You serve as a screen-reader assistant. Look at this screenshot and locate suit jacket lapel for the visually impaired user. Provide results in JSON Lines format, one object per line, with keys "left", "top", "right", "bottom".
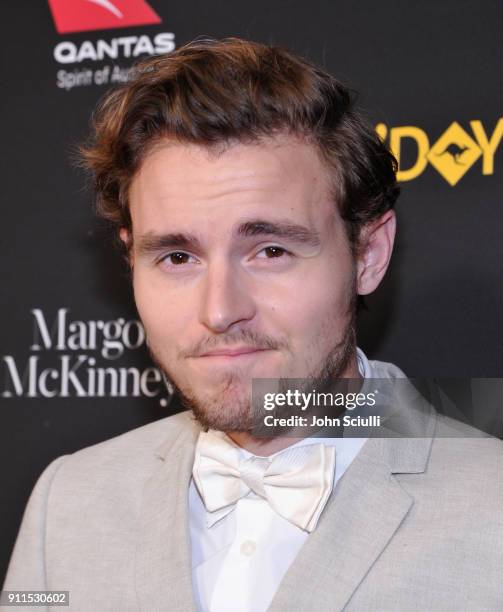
{"left": 269, "top": 396, "right": 436, "bottom": 612}
{"left": 135, "top": 414, "right": 201, "bottom": 612}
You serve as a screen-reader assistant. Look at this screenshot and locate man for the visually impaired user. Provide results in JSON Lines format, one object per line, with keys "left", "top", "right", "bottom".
{"left": 3, "top": 38, "right": 503, "bottom": 611}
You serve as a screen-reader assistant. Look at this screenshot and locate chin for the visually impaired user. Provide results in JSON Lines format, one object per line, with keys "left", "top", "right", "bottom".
{"left": 180, "top": 379, "right": 254, "bottom": 431}
{"left": 188, "top": 397, "right": 253, "bottom": 432}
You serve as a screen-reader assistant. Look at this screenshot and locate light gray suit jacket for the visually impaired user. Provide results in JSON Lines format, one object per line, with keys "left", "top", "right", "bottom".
{"left": 3, "top": 381, "right": 503, "bottom": 611}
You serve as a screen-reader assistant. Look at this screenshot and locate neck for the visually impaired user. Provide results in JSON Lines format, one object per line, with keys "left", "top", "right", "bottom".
{"left": 227, "top": 353, "right": 362, "bottom": 456}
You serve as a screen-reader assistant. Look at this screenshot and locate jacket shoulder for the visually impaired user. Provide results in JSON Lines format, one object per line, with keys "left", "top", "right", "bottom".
{"left": 430, "top": 413, "right": 503, "bottom": 474}
{"left": 70, "top": 409, "right": 196, "bottom": 458}
{"left": 49, "top": 410, "right": 198, "bottom": 490}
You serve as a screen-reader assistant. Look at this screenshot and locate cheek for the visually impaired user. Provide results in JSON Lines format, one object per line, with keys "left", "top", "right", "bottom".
{"left": 263, "top": 268, "right": 350, "bottom": 345}
{"left": 270, "top": 252, "right": 354, "bottom": 314}
{"left": 132, "top": 272, "right": 189, "bottom": 352}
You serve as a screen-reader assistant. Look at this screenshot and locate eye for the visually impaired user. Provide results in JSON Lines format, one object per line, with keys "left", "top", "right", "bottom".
{"left": 159, "top": 251, "right": 198, "bottom": 266}
{"left": 256, "top": 246, "right": 290, "bottom": 259}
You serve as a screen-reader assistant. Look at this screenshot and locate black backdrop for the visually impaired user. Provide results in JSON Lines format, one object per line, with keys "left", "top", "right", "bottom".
{"left": 2, "top": 0, "right": 502, "bottom": 584}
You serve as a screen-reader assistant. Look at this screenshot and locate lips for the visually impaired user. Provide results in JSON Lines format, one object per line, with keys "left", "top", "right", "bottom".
{"left": 198, "top": 346, "right": 269, "bottom": 358}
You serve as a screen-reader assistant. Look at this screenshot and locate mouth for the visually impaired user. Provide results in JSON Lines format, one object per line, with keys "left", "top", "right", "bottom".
{"left": 194, "top": 346, "right": 273, "bottom": 361}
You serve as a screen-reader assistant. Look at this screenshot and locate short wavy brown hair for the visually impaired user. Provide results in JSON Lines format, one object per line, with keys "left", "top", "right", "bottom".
{"left": 80, "top": 37, "right": 399, "bottom": 252}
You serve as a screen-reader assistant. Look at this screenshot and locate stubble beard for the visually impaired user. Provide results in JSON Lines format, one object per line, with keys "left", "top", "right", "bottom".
{"left": 147, "top": 306, "right": 357, "bottom": 434}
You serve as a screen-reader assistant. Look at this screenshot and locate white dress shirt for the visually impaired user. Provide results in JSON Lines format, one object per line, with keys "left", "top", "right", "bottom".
{"left": 188, "top": 348, "right": 374, "bottom": 612}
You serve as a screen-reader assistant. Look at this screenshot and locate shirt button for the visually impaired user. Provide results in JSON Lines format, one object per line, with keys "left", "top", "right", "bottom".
{"left": 240, "top": 540, "right": 256, "bottom": 556}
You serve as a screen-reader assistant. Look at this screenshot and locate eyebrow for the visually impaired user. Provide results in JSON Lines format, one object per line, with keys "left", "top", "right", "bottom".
{"left": 136, "top": 219, "right": 321, "bottom": 256}
{"left": 237, "top": 220, "right": 321, "bottom": 246}
{"left": 136, "top": 232, "right": 202, "bottom": 257}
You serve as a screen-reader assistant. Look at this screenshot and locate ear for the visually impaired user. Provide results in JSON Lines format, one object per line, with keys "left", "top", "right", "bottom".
{"left": 356, "top": 210, "right": 396, "bottom": 295}
{"left": 119, "top": 228, "right": 134, "bottom": 267}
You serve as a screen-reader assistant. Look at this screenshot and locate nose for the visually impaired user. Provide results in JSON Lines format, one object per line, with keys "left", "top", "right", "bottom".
{"left": 199, "top": 258, "right": 256, "bottom": 334}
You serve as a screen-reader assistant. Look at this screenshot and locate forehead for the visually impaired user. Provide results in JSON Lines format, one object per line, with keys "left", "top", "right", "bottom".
{"left": 128, "top": 134, "right": 337, "bottom": 234}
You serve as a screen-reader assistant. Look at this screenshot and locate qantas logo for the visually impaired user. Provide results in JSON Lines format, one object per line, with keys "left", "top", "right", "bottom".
{"left": 47, "top": 0, "right": 162, "bottom": 34}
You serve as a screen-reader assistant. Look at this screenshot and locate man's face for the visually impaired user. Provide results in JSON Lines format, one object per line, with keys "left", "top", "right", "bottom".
{"left": 127, "top": 135, "right": 358, "bottom": 431}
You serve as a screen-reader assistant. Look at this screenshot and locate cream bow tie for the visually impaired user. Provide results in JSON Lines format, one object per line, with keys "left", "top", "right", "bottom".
{"left": 192, "top": 430, "right": 336, "bottom": 533}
